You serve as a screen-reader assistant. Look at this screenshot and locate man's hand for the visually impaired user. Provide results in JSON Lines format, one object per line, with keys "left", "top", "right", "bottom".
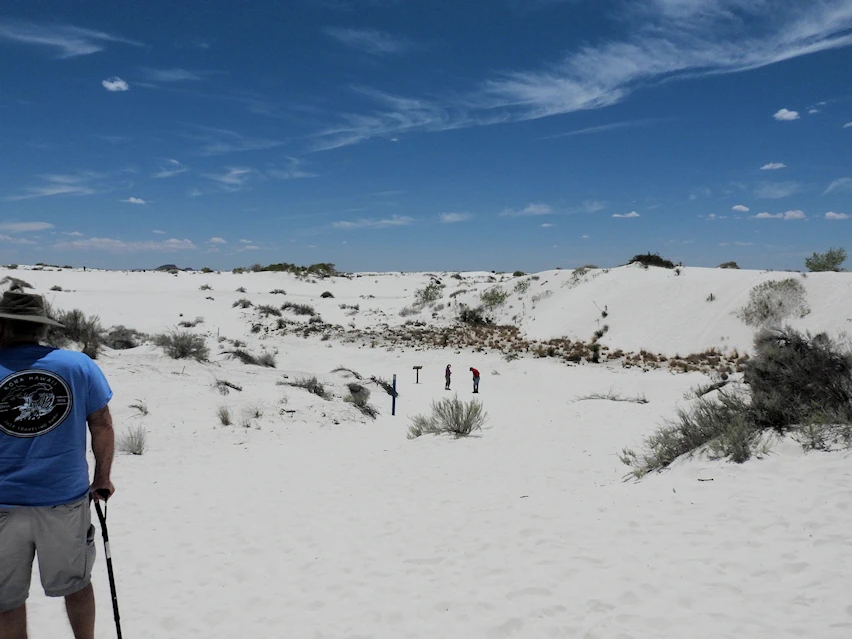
{"left": 90, "top": 479, "right": 115, "bottom": 501}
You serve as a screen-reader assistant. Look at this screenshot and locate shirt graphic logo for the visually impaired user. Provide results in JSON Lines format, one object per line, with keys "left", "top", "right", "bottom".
{"left": 0, "top": 370, "right": 73, "bottom": 438}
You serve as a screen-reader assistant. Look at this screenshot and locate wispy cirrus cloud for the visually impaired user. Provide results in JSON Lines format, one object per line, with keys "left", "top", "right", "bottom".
{"left": 0, "top": 234, "right": 37, "bottom": 245}
{"left": 439, "top": 212, "right": 472, "bottom": 224}
{"left": 755, "top": 181, "right": 801, "bottom": 199}
{"left": 189, "top": 127, "right": 284, "bottom": 156}
{"left": 102, "top": 77, "right": 129, "bottom": 92}
{"left": 825, "top": 211, "right": 850, "bottom": 219}
{"left": 141, "top": 67, "right": 206, "bottom": 83}
{"left": 761, "top": 162, "right": 786, "bottom": 170}
{"left": 267, "top": 158, "right": 318, "bottom": 180}
{"left": 153, "top": 159, "right": 187, "bottom": 179}
{"left": 825, "top": 177, "right": 852, "bottom": 193}
{"left": 0, "top": 222, "right": 54, "bottom": 233}
{"left": 613, "top": 211, "right": 640, "bottom": 218}
{"left": 332, "top": 215, "right": 415, "bottom": 230}
{"left": 152, "top": 230, "right": 166, "bottom": 234}
{"left": 323, "top": 27, "right": 414, "bottom": 55}
{"left": 541, "top": 118, "right": 664, "bottom": 139}
{"left": 0, "top": 19, "right": 142, "bottom": 58}
{"left": 500, "top": 203, "right": 553, "bottom": 217}
{"left": 310, "top": 1, "right": 852, "bottom": 151}
{"left": 202, "top": 167, "right": 257, "bottom": 190}
{"left": 54, "top": 237, "right": 196, "bottom": 252}
{"left": 6, "top": 173, "right": 101, "bottom": 201}
{"left": 754, "top": 210, "right": 806, "bottom": 220}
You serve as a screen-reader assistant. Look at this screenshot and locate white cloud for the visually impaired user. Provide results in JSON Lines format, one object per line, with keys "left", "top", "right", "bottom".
{"left": 267, "top": 158, "right": 318, "bottom": 180}
{"left": 809, "top": 108, "right": 821, "bottom": 114}
{"left": 733, "top": 241, "right": 754, "bottom": 246}
{"left": 332, "top": 215, "right": 416, "bottom": 230}
{"left": 323, "top": 27, "right": 413, "bottom": 55}
{"left": 202, "top": 167, "right": 256, "bottom": 190}
{"left": 0, "top": 222, "right": 54, "bottom": 233}
{"left": 583, "top": 200, "right": 605, "bottom": 213}
{"left": 54, "top": 237, "right": 196, "bottom": 252}
{"left": 613, "top": 211, "right": 640, "bottom": 218}
{"left": 0, "top": 19, "right": 142, "bottom": 58}
{"left": 732, "top": 204, "right": 750, "bottom": 212}
{"left": 102, "top": 77, "right": 129, "bottom": 92}
{"left": 63, "top": 231, "right": 84, "bottom": 237}
{"left": 499, "top": 203, "right": 553, "bottom": 217}
{"left": 209, "top": 237, "right": 227, "bottom": 244}
{"left": 188, "top": 188, "right": 202, "bottom": 197}
{"left": 541, "top": 223, "right": 555, "bottom": 228}
{"left": 239, "top": 239, "right": 252, "bottom": 244}
{"left": 121, "top": 197, "right": 146, "bottom": 204}
{"left": 825, "top": 211, "right": 850, "bottom": 220}
{"left": 582, "top": 234, "right": 589, "bottom": 239}
{"left": 190, "top": 127, "right": 283, "bottom": 156}
{"left": 754, "top": 210, "right": 806, "bottom": 220}
{"left": 6, "top": 173, "right": 99, "bottom": 200}
{"left": 141, "top": 68, "right": 205, "bottom": 83}
{"left": 153, "top": 159, "right": 187, "bottom": 179}
{"left": 0, "top": 234, "right": 37, "bottom": 245}
{"left": 773, "top": 108, "right": 799, "bottom": 121}
{"left": 844, "top": 122, "right": 852, "bottom": 128}
{"left": 825, "top": 177, "right": 852, "bottom": 194}
{"left": 152, "top": 230, "right": 166, "bottom": 234}
{"left": 755, "top": 181, "right": 800, "bottom": 199}
{"left": 242, "top": 245, "right": 260, "bottom": 251}
{"left": 761, "top": 162, "right": 786, "bottom": 170}
{"left": 542, "top": 118, "right": 663, "bottom": 139}
{"left": 439, "top": 212, "right": 472, "bottom": 224}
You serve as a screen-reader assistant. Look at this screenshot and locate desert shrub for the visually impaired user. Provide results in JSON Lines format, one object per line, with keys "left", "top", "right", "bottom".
{"left": 257, "top": 351, "right": 276, "bottom": 368}
{"left": 339, "top": 303, "right": 360, "bottom": 311}
{"left": 308, "top": 316, "right": 323, "bottom": 325}
{"left": 217, "top": 406, "right": 233, "bottom": 426}
{"left": 104, "top": 326, "right": 147, "bottom": 350}
{"left": 50, "top": 285, "right": 63, "bottom": 292}
{"left": 117, "top": 426, "right": 147, "bottom": 455}
{"left": 458, "top": 305, "right": 489, "bottom": 325}
{"left": 332, "top": 367, "right": 363, "bottom": 379}
{"left": 805, "top": 247, "right": 847, "bottom": 272}
{"left": 1, "top": 276, "right": 34, "bottom": 289}
{"left": 321, "top": 291, "right": 334, "bottom": 298}
{"left": 177, "top": 316, "right": 204, "bottom": 328}
{"left": 281, "top": 376, "right": 331, "bottom": 400}
{"left": 531, "top": 290, "right": 553, "bottom": 304}
{"left": 199, "top": 284, "right": 212, "bottom": 291}
{"left": 236, "top": 286, "right": 247, "bottom": 293}
{"left": 706, "top": 293, "right": 716, "bottom": 302}
{"left": 629, "top": 253, "right": 675, "bottom": 269}
{"left": 270, "top": 289, "right": 286, "bottom": 295}
{"left": 228, "top": 348, "right": 275, "bottom": 368}
{"left": 129, "top": 400, "right": 148, "bottom": 415}
{"left": 154, "top": 330, "right": 209, "bottom": 361}
{"left": 480, "top": 287, "right": 509, "bottom": 309}
{"left": 407, "top": 396, "right": 487, "bottom": 439}
{"left": 6, "top": 264, "right": 18, "bottom": 270}
{"left": 449, "top": 288, "right": 469, "bottom": 298}
{"left": 345, "top": 383, "right": 379, "bottom": 419}
{"left": 414, "top": 282, "right": 444, "bottom": 305}
{"left": 57, "top": 309, "right": 104, "bottom": 359}
{"left": 370, "top": 375, "right": 398, "bottom": 397}
{"left": 233, "top": 298, "right": 253, "bottom": 308}
{"left": 622, "top": 327, "right": 852, "bottom": 477}
{"left": 718, "top": 261, "right": 740, "bottom": 269}
{"left": 577, "top": 390, "right": 648, "bottom": 404}
{"left": 399, "top": 305, "right": 419, "bottom": 317}
{"left": 512, "top": 271, "right": 525, "bottom": 277}
{"left": 233, "top": 267, "right": 246, "bottom": 274}
{"left": 281, "top": 302, "right": 316, "bottom": 316}
{"left": 256, "top": 304, "right": 282, "bottom": 317}
{"left": 201, "top": 267, "right": 213, "bottom": 273}
{"left": 514, "top": 279, "right": 531, "bottom": 295}
{"left": 738, "top": 278, "right": 810, "bottom": 327}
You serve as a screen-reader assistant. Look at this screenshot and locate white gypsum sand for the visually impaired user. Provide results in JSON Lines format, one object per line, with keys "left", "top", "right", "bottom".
{"left": 7, "top": 264, "right": 852, "bottom": 639}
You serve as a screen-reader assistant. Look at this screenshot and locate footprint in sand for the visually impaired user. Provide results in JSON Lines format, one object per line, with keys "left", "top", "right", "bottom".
{"left": 505, "top": 586, "right": 552, "bottom": 601}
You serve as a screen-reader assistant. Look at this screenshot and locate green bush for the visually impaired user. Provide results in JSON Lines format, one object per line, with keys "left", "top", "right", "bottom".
{"left": 321, "top": 291, "right": 334, "bottom": 299}
{"left": 512, "top": 271, "right": 526, "bottom": 277}
{"left": 281, "top": 302, "right": 316, "bottom": 316}
{"left": 55, "top": 309, "right": 104, "bottom": 359}
{"left": 414, "top": 282, "right": 444, "bottom": 305}
{"left": 805, "top": 247, "right": 847, "bottom": 272}
{"left": 407, "top": 396, "right": 487, "bottom": 439}
{"left": 233, "top": 298, "right": 253, "bottom": 309}
{"left": 480, "top": 287, "right": 509, "bottom": 309}
{"left": 738, "top": 278, "right": 809, "bottom": 327}
{"left": 103, "top": 325, "right": 147, "bottom": 350}
{"left": 256, "top": 304, "right": 282, "bottom": 317}
{"left": 629, "top": 253, "right": 675, "bottom": 269}
{"left": 201, "top": 267, "right": 213, "bottom": 273}
{"left": 718, "top": 261, "right": 740, "bottom": 269}
{"left": 458, "top": 305, "right": 489, "bottom": 325}
{"left": 154, "top": 330, "right": 209, "bottom": 361}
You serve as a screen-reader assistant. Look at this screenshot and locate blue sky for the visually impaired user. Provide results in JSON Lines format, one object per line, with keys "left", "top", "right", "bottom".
{"left": 1, "top": 0, "right": 851, "bottom": 272}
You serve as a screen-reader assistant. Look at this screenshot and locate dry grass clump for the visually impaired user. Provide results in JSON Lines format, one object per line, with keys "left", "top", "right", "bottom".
{"left": 117, "top": 426, "right": 147, "bottom": 455}
{"left": 576, "top": 389, "right": 648, "bottom": 404}
{"left": 280, "top": 376, "right": 331, "bottom": 400}
{"left": 217, "top": 405, "right": 233, "bottom": 426}
{"left": 199, "top": 284, "right": 213, "bottom": 291}
{"left": 213, "top": 379, "right": 243, "bottom": 395}
{"left": 178, "top": 316, "right": 204, "bottom": 328}
{"left": 737, "top": 278, "right": 810, "bottom": 327}
{"left": 48, "top": 308, "right": 105, "bottom": 359}
{"left": 332, "top": 366, "right": 363, "bottom": 379}
{"left": 281, "top": 302, "right": 317, "bottom": 316}
{"left": 256, "top": 304, "right": 282, "bottom": 317}
{"left": 233, "top": 298, "right": 253, "bottom": 308}
{"left": 104, "top": 325, "right": 147, "bottom": 350}
{"left": 229, "top": 348, "right": 276, "bottom": 368}
{"left": 154, "top": 330, "right": 209, "bottom": 361}
{"left": 407, "top": 396, "right": 487, "bottom": 439}
{"left": 345, "top": 383, "right": 380, "bottom": 419}
{"left": 270, "top": 289, "right": 287, "bottom": 295}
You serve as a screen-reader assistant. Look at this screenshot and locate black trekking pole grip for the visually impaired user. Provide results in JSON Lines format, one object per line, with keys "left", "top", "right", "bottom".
{"left": 94, "top": 498, "right": 123, "bottom": 639}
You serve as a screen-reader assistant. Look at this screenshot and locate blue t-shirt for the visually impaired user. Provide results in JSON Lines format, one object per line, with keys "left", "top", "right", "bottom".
{"left": 0, "top": 345, "right": 113, "bottom": 507}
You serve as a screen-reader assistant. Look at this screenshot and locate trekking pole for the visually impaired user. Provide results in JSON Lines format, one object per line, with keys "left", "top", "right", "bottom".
{"left": 94, "top": 491, "right": 123, "bottom": 639}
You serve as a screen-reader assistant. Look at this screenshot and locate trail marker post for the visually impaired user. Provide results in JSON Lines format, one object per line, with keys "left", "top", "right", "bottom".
{"left": 413, "top": 366, "right": 422, "bottom": 384}
{"left": 392, "top": 374, "right": 397, "bottom": 416}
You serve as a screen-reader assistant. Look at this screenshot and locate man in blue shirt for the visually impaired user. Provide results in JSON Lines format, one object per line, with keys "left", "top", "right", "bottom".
{"left": 0, "top": 289, "right": 115, "bottom": 639}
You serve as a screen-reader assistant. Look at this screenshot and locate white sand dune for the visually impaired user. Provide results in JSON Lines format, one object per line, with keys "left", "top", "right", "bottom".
{"left": 5, "top": 264, "right": 852, "bottom": 638}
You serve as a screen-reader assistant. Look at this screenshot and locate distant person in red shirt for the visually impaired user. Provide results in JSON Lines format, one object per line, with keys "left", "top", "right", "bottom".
{"left": 445, "top": 364, "right": 452, "bottom": 390}
{"left": 470, "top": 367, "right": 480, "bottom": 393}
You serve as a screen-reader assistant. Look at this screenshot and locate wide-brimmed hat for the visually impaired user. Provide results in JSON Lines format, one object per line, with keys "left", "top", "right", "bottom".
{"left": 0, "top": 290, "right": 64, "bottom": 327}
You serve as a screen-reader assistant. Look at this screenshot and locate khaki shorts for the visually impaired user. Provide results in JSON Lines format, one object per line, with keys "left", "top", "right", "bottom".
{"left": 0, "top": 498, "right": 96, "bottom": 612}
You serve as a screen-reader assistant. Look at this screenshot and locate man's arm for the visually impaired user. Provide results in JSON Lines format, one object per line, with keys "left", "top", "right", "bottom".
{"left": 88, "top": 405, "right": 115, "bottom": 500}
